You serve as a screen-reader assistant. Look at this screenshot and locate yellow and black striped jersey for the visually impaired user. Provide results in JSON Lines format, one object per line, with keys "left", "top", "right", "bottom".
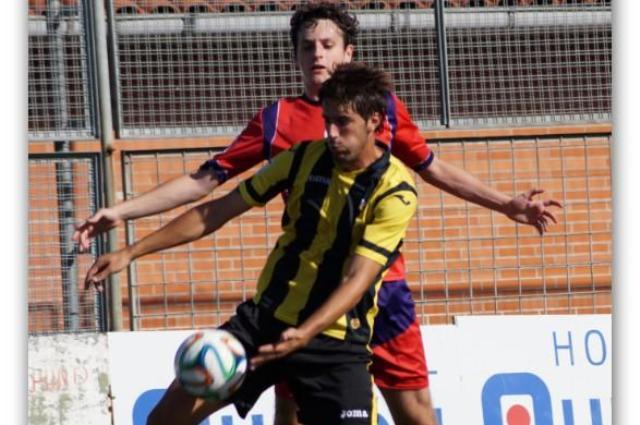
{"left": 238, "top": 140, "right": 417, "bottom": 345}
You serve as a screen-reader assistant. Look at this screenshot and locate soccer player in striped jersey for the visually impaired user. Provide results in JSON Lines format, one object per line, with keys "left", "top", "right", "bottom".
{"left": 86, "top": 63, "right": 421, "bottom": 425}
{"left": 75, "top": 4, "right": 561, "bottom": 425}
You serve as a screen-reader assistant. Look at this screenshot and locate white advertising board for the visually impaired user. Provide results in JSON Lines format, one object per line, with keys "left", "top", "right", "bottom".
{"left": 449, "top": 315, "right": 611, "bottom": 425}
{"left": 108, "top": 315, "right": 611, "bottom": 425}
{"left": 108, "top": 330, "right": 396, "bottom": 425}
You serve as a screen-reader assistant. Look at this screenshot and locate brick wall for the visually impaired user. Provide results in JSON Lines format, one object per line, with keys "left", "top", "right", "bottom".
{"left": 27, "top": 127, "right": 613, "bottom": 332}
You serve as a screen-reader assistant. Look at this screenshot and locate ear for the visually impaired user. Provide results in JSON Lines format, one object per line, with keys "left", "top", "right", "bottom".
{"left": 368, "top": 112, "right": 382, "bottom": 133}
{"left": 343, "top": 44, "right": 354, "bottom": 63}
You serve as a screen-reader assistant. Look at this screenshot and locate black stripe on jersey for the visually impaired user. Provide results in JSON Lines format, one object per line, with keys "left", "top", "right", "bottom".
{"left": 297, "top": 151, "right": 391, "bottom": 326}
{"left": 370, "top": 181, "right": 418, "bottom": 211}
{"left": 244, "top": 177, "right": 287, "bottom": 205}
{"left": 287, "top": 142, "right": 311, "bottom": 188}
{"left": 359, "top": 239, "right": 392, "bottom": 258}
{"left": 259, "top": 146, "right": 334, "bottom": 313}
{"left": 346, "top": 239, "right": 402, "bottom": 345}
{"left": 346, "top": 280, "right": 378, "bottom": 345}
{"left": 281, "top": 142, "right": 310, "bottom": 228}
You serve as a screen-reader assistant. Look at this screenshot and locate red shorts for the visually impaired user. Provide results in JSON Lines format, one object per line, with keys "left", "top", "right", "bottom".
{"left": 275, "top": 279, "right": 428, "bottom": 397}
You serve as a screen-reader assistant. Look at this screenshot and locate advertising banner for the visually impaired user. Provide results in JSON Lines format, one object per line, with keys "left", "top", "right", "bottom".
{"left": 108, "top": 315, "right": 611, "bottom": 425}
{"left": 449, "top": 315, "right": 611, "bottom": 425}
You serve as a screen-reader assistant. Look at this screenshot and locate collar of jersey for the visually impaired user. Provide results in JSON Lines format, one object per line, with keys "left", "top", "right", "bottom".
{"left": 299, "top": 93, "right": 322, "bottom": 106}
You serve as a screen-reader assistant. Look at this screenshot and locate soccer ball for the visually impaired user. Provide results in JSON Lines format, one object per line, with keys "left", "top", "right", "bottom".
{"left": 174, "top": 330, "right": 248, "bottom": 400}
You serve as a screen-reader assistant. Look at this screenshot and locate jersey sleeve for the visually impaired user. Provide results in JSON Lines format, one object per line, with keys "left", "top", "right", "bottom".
{"left": 355, "top": 185, "right": 418, "bottom": 266}
{"left": 197, "top": 108, "right": 268, "bottom": 183}
{"left": 237, "top": 147, "right": 296, "bottom": 207}
{"left": 389, "top": 94, "right": 435, "bottom": 172}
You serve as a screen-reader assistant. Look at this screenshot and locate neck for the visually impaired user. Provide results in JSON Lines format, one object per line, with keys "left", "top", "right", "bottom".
{"left": 304, "top": 84, "right": 320, "bottom": 101}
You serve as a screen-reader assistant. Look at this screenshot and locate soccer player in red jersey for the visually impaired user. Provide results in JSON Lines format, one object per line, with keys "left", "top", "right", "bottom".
{"left": 74, "top": 4, "right": 561, "bottom": 425}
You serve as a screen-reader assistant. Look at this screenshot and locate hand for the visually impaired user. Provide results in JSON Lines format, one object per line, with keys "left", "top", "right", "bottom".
{"left": 250, "top": 328, "right": 311, "bottom": 370}
{"left": 84, "top": 249, "right": 132, "bottom": 291}
{"left": 73, "top": 208, "right": 123, "bottom": 253}
{"left": 505, "top": 189, "right": 563, "bottom": 235}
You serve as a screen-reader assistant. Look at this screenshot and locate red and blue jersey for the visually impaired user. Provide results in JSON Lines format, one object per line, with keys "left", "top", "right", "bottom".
{"left": 200, "top": 93, "right": 434, "bottom": 281}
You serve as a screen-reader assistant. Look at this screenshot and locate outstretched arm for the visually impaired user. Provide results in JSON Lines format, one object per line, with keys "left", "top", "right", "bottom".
{"left": 250, "top": 254, "right": 382, "bottom": 368}
{"left": 84, "top": 189, "right": 251, "bottom": 291}
{"left": 73, "top": 168, "right": 221, "bottom": 252}
{"left": 419, "top": 156, "right": 562, "bottom": 235}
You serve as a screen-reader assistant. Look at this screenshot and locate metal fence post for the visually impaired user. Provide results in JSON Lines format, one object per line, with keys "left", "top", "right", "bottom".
{"left": 434, "top": 0, "right": 451, "bottom": 127}
{"left": 54, "top": 142, "right": 80, "bottom": 331}
{"left": 88, "top": 0, "right": 123, "bottom": 330}
{"left": 121, "top": 152, "right": 140, "bottom": 330}
{"left": 47, "top": 0, "right": 81, "bottom": 331}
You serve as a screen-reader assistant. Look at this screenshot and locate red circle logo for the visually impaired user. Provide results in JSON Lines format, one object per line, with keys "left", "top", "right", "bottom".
{"left": 506, "top": 404, "right": 531, "bottom": 425}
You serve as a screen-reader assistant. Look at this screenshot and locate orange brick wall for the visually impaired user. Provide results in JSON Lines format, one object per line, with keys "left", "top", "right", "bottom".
{"left": 27, "top": 126, "right": 613, "bottom": 332}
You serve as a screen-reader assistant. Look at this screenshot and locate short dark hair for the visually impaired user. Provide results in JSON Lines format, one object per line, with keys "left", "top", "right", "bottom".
{"left": 319, "top": 62, "right": 393, "bottom": 122}
{"left": 289, "top": 3, "right": 359, "bottom": 58}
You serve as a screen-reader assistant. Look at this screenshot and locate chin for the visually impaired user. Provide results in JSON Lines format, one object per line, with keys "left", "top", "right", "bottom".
{"left": 312, "top": 72, "right": 330, "bottom": 84}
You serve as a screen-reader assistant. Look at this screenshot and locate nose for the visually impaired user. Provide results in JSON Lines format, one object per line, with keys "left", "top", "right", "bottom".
{"left": 313, "top": 42, "right": 324, "bottom": 59}
{"left": 326, "top": 123, "right": 339, "bottom": 139}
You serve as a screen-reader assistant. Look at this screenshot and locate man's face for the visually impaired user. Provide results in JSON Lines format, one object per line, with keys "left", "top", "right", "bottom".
{"left": 322, "top": 99, "right": 380, "bottom": 169}
{"left": 295, "top": 19, "right": 354, "bottom": 95}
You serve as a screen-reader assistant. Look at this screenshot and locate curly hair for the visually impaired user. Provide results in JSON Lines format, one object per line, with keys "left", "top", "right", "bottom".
{"left": 319, "top": 62, "right": 393, "bottom": 123}
{"left": 289, "top": 3, "right": 359, "bottom": 58}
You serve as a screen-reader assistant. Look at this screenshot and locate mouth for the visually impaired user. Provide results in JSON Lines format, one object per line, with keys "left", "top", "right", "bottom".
{"left": 327, "top": 143, "right": 347, "bottom": 156}
{"left": 311, "top": 64, "right": 326, "bottom": 73}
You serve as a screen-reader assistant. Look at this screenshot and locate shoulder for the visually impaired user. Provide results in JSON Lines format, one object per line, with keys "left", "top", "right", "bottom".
{"left": 385, "top": 156, "right": 417, "bottom": 188}
{"left": 262, "top": 96, "right": 301, "bottom": 113}
{"left": 368, "top": 156, "right": 417, "bottom": 209}
{"left": 274, "top": 96, "right": 317, "bottom": 109}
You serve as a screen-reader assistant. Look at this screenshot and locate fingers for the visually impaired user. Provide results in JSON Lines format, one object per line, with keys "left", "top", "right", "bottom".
{"left": 84, "top": 258, "right": 106, "bottom": 290}
{"left": 524, "top": 188, "right": 544, "bottom": 199}
{"left": 544, "top": 199, "right": 563, "bottom": 209}
{"left": 73, "top": 210, "right": 116, "bottom": 253}
{"left": 280, "top": 328, "right": 298, "bottom": 341}
{"left": 78, "top": 227, "right": 93, "bottom": 252}
{"left": 73, "top": 221, "right": 96, "bottom": 253}
{"left": 523, "top": 190, "right": 562, "bottom": 211}
{"left": 534, "top": 223, "right": 543, "bottom": 236}
{"left": 250, "top": 331, "right": 304, "bottom": 370}
{"left": 73, "top": 224, "right": 89, "bottom": 251}
{"left": 84, "top": 255, "right": 119, "bottom": 291}
{"left": 250, "top": 343, "right": 284, "bottom": 370}
{"left": 542, "top": 210, "right": 558, "bottom": 224}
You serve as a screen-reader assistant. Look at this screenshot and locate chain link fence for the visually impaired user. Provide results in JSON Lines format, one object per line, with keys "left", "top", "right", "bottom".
{"left": 27, "top": 1, "right": 611, "bottom": 140}
{"left": 444, "top": 4, "right": 611, "bottom": 126}
{"left": 28, "top": 0, "right": 98, "bottom": 141}
{"left": 108, "top": 0, "right": 610, "bottom": 138}
{"left": 409, "top": 134, "right": 612, "bottom": 323}
{"left": 120, "top": 134, "right": 611, "bottom": 330}
{"left": 28, "top": 151, "right": 107, "bottom": 334}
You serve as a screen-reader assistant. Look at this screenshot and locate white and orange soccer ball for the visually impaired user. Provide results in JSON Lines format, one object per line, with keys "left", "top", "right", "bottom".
{"left": 174, "top": 330, "right": 247, "bottom": 400}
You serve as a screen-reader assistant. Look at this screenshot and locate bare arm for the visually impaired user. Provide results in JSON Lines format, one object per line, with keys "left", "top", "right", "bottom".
{"left": 250, "top": 254, "right": 382, "bottom": 368}
{"left": 84, "top": 189, "right": 250, "bottom": 290}
{"left": 73, "top": 168, "right": 220, "bottom": 251}
{"left": 419, "top": 156, "right": 562, "bottom": 234}
{"left": 419, "top": 156, "right": 511, "bottom": 212}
